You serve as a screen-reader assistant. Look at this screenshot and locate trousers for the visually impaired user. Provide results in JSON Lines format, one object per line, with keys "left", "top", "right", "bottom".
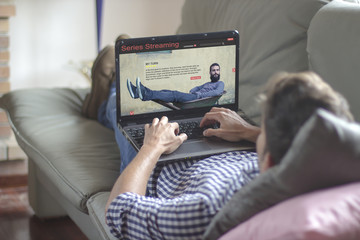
{"left": 98, "top": 83, "right": 137, "bottom": 173}
{"left": 143, "top": 88, "right": 197, "bottom": 102}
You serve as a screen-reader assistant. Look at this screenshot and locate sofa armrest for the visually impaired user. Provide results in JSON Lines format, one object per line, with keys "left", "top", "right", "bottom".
{"left": 0, "top": 88, "right": 120, "bottom": 213}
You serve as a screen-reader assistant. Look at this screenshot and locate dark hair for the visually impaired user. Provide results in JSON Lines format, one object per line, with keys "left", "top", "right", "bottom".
{"left": 209, "top": 63, "right": 220, "bottom": 72}
{"left": 261, "top": 71, "right": 353, "bottom": 165}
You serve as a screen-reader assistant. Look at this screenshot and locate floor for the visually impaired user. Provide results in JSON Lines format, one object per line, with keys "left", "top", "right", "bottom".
{"left": 0, "top": 159, "right": 88, "bottom": 240}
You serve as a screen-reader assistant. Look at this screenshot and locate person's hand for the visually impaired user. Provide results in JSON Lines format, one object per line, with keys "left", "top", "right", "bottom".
{"left": 143, "top": 116, "right": 188, "bottom": 154}
{"left": 200, "top": 107, "right": 260, "bottom": 143}
{"left": 106, "top": 117, "right": 187, "bottom": 204}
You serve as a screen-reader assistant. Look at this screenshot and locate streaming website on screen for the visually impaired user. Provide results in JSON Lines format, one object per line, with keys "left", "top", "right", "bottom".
{"left": 119, "top": 38, "right": 237, "bottom": 117}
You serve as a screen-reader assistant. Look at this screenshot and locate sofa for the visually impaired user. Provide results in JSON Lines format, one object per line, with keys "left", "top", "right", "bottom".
{"left": 1, "top": 0, "right": 360, "bottom": 239}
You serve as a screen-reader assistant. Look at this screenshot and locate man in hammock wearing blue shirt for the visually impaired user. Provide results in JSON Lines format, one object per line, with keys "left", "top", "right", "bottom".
{"left": 126, "top": 63, "right": 224, "bottom": 103}
{"left": 83, "top": 46, "right": 353, "bottom": 239}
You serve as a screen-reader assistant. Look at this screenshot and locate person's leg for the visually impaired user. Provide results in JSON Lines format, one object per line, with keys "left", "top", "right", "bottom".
{"left": 82, "top": 35, "right": 130, "bottom": 119}
{"left": 98, "top": 82, "right": 137, "bottom": 173}
{"left": 127, "top": 78, "right": 139, "bottom": 99}
{"left": 97, "top": 84, "right": 115, "bottom": 129}
{"left": 82, "top": 46, "right": 115, "bottom": 119}
{"left": 86, "top": 36, "right": 135, "bottom": 173}
{"left": 149, "top": 90, "right": 197, "bottom": 102}
{"left": 137, "top": 79, "right": 197, "bottom": 102}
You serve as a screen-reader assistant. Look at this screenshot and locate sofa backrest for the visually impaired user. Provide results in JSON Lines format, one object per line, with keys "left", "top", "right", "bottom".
{"left": 177, "top": 0, "right": 329, "bottom": 124}
{"left": 308, "top": 0, "right": 360, "bottom": 122}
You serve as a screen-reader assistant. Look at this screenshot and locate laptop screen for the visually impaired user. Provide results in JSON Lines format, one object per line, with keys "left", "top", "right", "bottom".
{"left": 116, "top": 31, "right": 239, "bottom": 124}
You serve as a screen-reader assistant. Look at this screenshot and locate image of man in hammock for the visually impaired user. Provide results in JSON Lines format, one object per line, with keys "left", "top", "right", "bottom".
{"left": 127, "top": 63, "right": 225, "bottom": 103}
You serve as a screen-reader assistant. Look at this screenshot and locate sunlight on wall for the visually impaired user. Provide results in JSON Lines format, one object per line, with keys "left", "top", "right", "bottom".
{"left": 9, "top": 0, "right": 184, "bottom": 90}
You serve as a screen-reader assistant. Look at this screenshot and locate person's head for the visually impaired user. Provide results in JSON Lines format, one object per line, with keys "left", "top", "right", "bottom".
{"left": 209, "top": 63, "right": 220, "bottom": 82}
{"left": 256, "top": 71, "right": 353, "bottom": 172}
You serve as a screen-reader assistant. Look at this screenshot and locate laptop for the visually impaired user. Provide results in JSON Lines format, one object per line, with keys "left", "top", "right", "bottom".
{"left": 115, "top": 30, "right": 255, "bottom": 162}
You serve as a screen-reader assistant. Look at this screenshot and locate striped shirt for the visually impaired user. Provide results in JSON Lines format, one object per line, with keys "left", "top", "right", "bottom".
{"left": 106, "top": 151, "right": 259, "bottom": 239}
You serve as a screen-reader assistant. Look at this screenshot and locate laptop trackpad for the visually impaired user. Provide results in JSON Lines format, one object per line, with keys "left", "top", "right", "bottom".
{"left": 175, "top": 141, "right": 212, "bottom": 154}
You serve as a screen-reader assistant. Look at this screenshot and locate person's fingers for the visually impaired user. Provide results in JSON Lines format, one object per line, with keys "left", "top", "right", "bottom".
{"left": 159, "top": 116, "right": 168, "bottom": 125}
{"left": 212, "top": 107, "right": 235, "bottom": 116}
{"left": 200, "top": 112, "right": 221, "bottom": 127}
{"left": 209, "top": 107, "right": 224, "bottom": 112}
{"left": 163, "top": 133, "right": 188, "bottom": 154}
{"left": 178, "top": 133, "right": 188, "bottom": 142}
{"left": 170, "top": 122, "right": 180, "bottom": 135}
{"left": 152, "top": 117, "right": 159, "bottom": 126}
{"left": 203, "top": 128, "right": 224, "bottom": 139}
{"left": 210, "top": 107, "right": 233, "bottom": 114}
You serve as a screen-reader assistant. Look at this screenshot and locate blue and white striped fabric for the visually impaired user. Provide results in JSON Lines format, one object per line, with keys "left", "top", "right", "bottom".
{"left": 106, "top": 151, "right": 259, "bottom": 239}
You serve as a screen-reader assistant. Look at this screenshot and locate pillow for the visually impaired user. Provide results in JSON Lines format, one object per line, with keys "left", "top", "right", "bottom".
{"left": 203, "top": 109, "right": 360, "bottom": 239}
{"left": 177, "top": 0, "right": 329, "bottom": 124}
{"left": 220, "top": 182, "right": 360, "bottom": 240}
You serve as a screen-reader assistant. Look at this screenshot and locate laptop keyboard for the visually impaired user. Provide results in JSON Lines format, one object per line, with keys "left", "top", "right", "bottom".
{"left": 127, "top": 119, "right": 219, "bottom": 147}
{"left": 179, "top": 120, "right": 215, "bottom": 139}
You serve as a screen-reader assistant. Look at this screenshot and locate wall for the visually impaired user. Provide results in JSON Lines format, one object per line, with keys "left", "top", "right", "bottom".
{"left": 9, "top": 0, "right": 185, "bottom": 89}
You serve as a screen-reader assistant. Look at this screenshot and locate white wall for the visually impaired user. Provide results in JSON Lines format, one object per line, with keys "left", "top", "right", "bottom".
{"left": 9, "top": 0, "right": 185, "bottom": 90}
{"left": 102, "top": 0, "right": 185, "bottom": 45}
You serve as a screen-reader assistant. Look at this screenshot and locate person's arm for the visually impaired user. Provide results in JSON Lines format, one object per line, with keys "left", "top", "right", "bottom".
{"left": 105, "top": 151, "right": 259, "bottom": 239}
{"left": 198, "top": 81, "right": 225, "bottom": 98}
{"left": 105, "top": 116, "right": 187, "bottom": 212}
{"left": 106, "top": 191, "right": 215, "bottom": 239}
{"left": 200, "top": 107, "right": 260, "bottom": 143}
{"left": 189, "top": 83, "right": 205, "bottom": 94}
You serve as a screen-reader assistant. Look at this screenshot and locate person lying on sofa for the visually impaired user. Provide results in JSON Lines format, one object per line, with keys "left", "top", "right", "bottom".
{"left": 126, "top": 63, "right": 225, "bottom": 103}
{"left": 82, "top": 47, "right": 353, "bottom": 239}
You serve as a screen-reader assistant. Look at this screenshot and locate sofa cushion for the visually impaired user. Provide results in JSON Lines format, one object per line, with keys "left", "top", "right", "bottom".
{"left": 177, "top": 0, "right": 329, "bottom": 124}
{"left": 0, "top": 88, "right": 121, "bottom": 213}
{"left": 308, "top": 0, "right": 360, "bottom": 122}
{"left": 204, "top": 109, "right": 360, "bottom": 239}
{"left": 220, "top": 182, "right": 360, "bottom": 240}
